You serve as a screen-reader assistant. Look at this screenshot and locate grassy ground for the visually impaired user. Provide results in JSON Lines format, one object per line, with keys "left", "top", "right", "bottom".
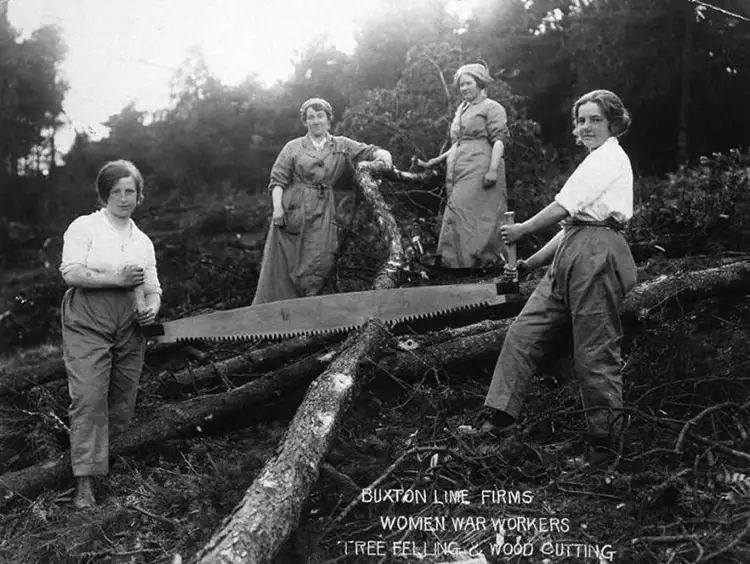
{"left": 1, "top": 193, "right": 750, "bottom": 563}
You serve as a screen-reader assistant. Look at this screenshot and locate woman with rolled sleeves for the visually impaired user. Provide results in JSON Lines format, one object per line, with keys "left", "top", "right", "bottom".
{"left": 424, "top": 62, "right": 510, "bottom": 271}
{"left": 252, "top": 97, "right": 393, "bottom": 305}
{"left": 481, "top": 90, "right": 638, "bottom": 468}
{"left": 59, "top": 159, "right": 161, "bottom": 509}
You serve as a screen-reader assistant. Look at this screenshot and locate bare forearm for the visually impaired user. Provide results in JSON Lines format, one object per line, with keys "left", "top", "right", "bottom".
{"left": 489, "top": 140, "right": 505, "bottom": 171}
{"left": 526, "top": 230, "right": 564, "bottom": 269}
{"left": 431, "top": 145, "right": 454, "bottom": 164}
{"left": 63, "top": 266, "right": 124, "bottom": 289}
{"left": 271, "top": 185, "right": 284, "bottom": 210}
{"left": 519, "top": 202, "right": 569, "bottom": 238}
{"left": 145, "top": 292, "right": 162, "bottom": 313}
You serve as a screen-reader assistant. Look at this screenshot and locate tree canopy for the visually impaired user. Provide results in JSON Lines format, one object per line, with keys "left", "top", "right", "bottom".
{"left": 1, "top": 0, "right": 749, "bottom": 227}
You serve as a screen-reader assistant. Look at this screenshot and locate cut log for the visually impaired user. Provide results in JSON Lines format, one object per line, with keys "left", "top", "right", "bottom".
{"left": 0, "top": 331, "right": 341, "bottom": 397}
{"left": 5, "top": 258, "right": 747, "bottom": 398}
{"left": 157, "top": 259, "right": 750, "bottom": 394}
{"left": 188, "top": 258, "right": 750, "bottom": 562}
{"left": 0, "top": 357, "right": 65, "bottom": 396}
{"left": 3, "top": 258, "right": 750, "bottom": 511}
{"left": 190, "top": 160, "right": 405, "bottom": 564}
{"left": 0, "top": 320, "right": 510, "bottom": 509}
{"left": 623, "top": 259, "right": 750, "bottom": 320}
{"left": 0, "top": 347, "right": 340, "bottom": 508}
{"left": 167, "top": 333, "right": 345, "bottom": 390}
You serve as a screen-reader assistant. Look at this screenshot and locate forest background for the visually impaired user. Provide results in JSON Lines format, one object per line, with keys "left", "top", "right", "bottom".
{"left": 2, "top": 1, "right": 750, "bottom": 562}
{"left": 0, "top": 0, "right": 749, "bottom": 347}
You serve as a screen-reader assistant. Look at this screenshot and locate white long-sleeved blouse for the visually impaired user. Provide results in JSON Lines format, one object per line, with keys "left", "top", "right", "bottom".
{"left": 554, "top": 136, "right": 633, "bottom": 224}
{"left": 60, "top": 209, "right": 161, "bottom": 296}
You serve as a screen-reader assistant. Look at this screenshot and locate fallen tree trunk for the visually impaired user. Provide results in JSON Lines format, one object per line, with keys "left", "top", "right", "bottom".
{"left": 4, "top": 257, "right": 747, "bottom": 398}
{"left": 0, "top": 320, "right": 512, "bottom": 509}
{"left": 162, "top": 258, "right": 750, "bottom": 394}
{"left": 0, "top": 330, "right": 342, "bottom": 397}
{"left": 0, "top": 347, "right": 340, "bottom": 508}
{"left": 0, "top": 357, "right": 65, "bottom": 396}
{"left": 166, "top": 332, "right": 345, "bottom": 390}
{"left": 191, "top": 160, "right": 405, "bottom": 564}
{"left": 3, "top": 258, "right": 750, "bottom": 510}
{"left": 623, "top": 258, "right": 750, "bottom": 320}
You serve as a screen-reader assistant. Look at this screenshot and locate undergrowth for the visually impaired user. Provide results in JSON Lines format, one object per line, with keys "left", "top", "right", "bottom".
{"left": 2, "top": 151, "right": 750, "bottom": 563}
{"left": 2, "top": 290, "right": 750, "bottom": 563}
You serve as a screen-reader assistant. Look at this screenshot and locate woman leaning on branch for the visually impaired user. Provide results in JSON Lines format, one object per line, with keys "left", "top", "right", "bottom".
{"left": 480, "top": 89, "right": 638, "bottom": 468}
{"left": 59, "top": 160, "right": 161, "bottom": 509}
{"left": 424, "top": 61, "right": 510, "bottom": 271}
{"left": 252, "top": 97, "right": 394, "bottom": 305}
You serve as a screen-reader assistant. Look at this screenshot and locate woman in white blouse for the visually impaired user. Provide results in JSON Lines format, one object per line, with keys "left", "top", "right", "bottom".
{"left": 481, "top": 90, "right": 638, "bottom": 468}
{"left": 59, "top": 159, "right": 162, "bottom": 509}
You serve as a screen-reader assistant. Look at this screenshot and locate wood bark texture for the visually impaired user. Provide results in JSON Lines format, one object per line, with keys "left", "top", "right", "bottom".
{"left": 0, "top": 330, "right": 342, "bottom": 397}
{"left": 2, "top": 260, "right": 750, "bottom": 512}
{"left": 0, "top": 350, "right": 336, "bottom": 509}
{"left": 190, "top": 160, "right": 404, "bottom": 563}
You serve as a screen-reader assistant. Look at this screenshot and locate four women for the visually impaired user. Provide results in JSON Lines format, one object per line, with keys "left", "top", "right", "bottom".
{"left": 57, "top": 80, "right": 636, "bottom": 510}
{"left": 60, "top": 160, "right": 161, "bottom": 509}
{"left": 425, "top": 62, "right": 510, "bottom": 271}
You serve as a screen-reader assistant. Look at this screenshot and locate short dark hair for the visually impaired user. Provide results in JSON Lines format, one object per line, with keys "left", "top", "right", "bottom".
{"left": 95, "top": 160, "right": 144, "bottom": 205}
{"left": 572, "top": 89, "right": 632, "bottom": 137}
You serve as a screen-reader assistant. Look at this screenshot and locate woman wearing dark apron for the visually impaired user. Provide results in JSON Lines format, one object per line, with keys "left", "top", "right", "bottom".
{"left": 482, "top": 90, "right": 638, "bottom": 468}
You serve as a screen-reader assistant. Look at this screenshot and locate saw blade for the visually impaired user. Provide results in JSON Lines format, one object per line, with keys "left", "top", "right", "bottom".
{"left": 143, "top": 283, "right": 521, "bottom": 344}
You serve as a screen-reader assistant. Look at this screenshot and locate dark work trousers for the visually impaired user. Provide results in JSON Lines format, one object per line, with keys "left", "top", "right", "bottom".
{"left": 484, "top": 224, "right": 637, "bottom": 439}
{"left": 61, "top": 287, "right": 145, "bottom": 476}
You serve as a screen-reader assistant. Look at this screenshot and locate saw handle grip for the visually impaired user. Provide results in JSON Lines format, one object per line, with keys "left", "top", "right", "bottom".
{"left": 503, "top": 211, "right": 517, "bottom": 277}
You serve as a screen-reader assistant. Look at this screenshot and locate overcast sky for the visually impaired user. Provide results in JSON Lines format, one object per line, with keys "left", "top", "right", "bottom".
{"left": 8, "top": 0, "right": 475, "bottom": 151}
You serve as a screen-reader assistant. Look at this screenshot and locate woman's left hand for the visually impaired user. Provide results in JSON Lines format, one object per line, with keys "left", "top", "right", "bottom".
{"left": 377, "top": 151, "right": 393, "bottom": 170}
{"left": 499, "top": 223, "right": 525, "bottom": 244}
{"left": 136, "top": 307, "right": 157, "bottom": 326}
{"left": 483, "top": 170, "right": 497, "bottom": 188}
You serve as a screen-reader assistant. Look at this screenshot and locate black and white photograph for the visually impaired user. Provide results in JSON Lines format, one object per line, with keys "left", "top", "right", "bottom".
{"left": 0, "top": 0, "right": 749, "bottom": 562}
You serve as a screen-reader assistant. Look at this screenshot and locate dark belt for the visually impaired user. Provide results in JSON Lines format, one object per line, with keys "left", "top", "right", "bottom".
{"left": 566, "top": 217, "right": 624, "bottom": 231}
{"left": 302, "top": 182, "right": 330, "bottom": 199}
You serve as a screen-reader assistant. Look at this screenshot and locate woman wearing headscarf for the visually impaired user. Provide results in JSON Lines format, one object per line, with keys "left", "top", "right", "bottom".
{"left": 481, "top": 90, "right": 638, "bottom": 468}
{"left": 425, "top": 62, "right": 510, "bottom": 270}
{"left": 59, "top": 159, "right": 161, "bottom": 509}
{"left": 252, "top": 97, "right": 394, "bottom": 304}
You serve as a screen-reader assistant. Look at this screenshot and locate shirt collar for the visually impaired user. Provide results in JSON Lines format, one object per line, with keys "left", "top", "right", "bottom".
{"left": 303, "top": 133, "right": 332, "bottom": 148}
{"left": 462, "top": 92, "right": 487, "bottom": 108}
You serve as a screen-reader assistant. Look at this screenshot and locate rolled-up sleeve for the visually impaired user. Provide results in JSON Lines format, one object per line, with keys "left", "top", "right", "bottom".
{"left": 60, "top": 217, "right": 91, "bottom": 276}
{"left": 486, "top": 101, "right": 510, "bottom": 144}
{"left": 340, "top": 137, "right": 379, "bottom": 165}
{"left": 554, "top": 149, "right": 624, "bottom": 217}
{"left": 267, "top": 141, "right": 295, "bottom": 191}
{"left": 142, "top": 238, "right": 161, "bottom": 296}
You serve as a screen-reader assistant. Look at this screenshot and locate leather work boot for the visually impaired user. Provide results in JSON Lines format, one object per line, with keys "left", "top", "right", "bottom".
{"left": 73, "top": 476, "right": 96, "bottom": 510}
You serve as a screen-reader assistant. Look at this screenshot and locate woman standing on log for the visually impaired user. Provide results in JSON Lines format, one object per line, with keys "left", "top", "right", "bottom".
{"left": 424, "top": 62, "right": 510, "bottom": 271}
{"left": 481, "top": 90, "right": 638, "bottom": 468}
{"left": 59, "top": 160, "right": 161, "bottom": 509}
{"left": 252, "top": 97, "right": 394, "bottom": 304}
